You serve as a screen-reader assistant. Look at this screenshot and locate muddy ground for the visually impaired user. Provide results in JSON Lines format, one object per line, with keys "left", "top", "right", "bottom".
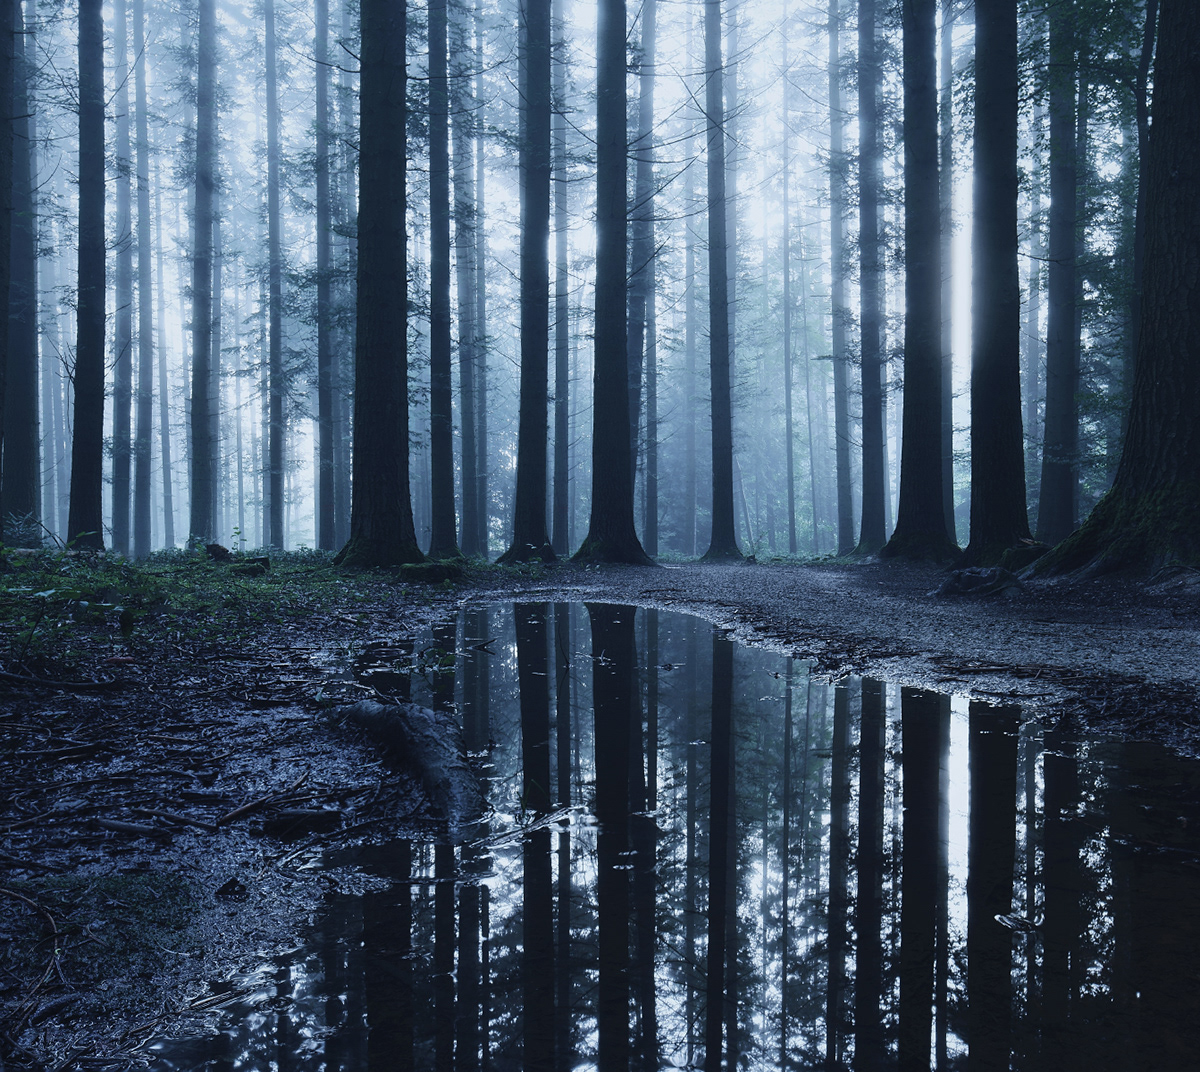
{"left": 3, "top": 554, "right": 1198, "bottom": 1070}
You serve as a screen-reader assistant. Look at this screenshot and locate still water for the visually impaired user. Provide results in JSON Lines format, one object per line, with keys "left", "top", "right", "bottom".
{"left": 153, "top": 603, "right": 1200, "bottom": 1070}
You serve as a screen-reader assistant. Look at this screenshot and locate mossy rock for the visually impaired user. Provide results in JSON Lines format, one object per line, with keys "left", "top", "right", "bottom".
{"left": 397, "top": 560, "right": 464, "bottom": 584}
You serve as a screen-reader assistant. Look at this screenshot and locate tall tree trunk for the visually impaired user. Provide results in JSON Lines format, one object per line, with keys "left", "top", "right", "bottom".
{"left": 826, "top": 684, "right": 852, "bottom": 1064}
{"left": 573, "top": 0, "right": 651, "bottom": 564}
{"left": 782, "top": 10, "right": 797, "bottom": 555}
{"left": 550, "top": 0, "right": 568, "bottom": 555}
{"left": 644, "top": 290, "right": 658, "bottom": 557}
{"left": 966, "top": 0, "right": 1031, "bottom": 563}
{"left": 189, "top": 0, "right": 217, "bottom": 543}
{"left": 684, "top": 12, "right": 698, "bottom": 559}
{"left": 1037, "top": 0, "right": 1078, "bottom": 544}
{"left": 335, "top": 0, "right": 422, "bottom": 566}
{"left": 315, "top": 0, "right": 334, "bottom": 550}
{"left": 882, "top": 0, "right": 956, "bottom": 560}
{"left": 5, "top": 3, "right": 37, "bottom": 528}
{"left": 502, "top": 0, "right": 554, "bottom": 562}
{"left": 704, "top": 632, "right": 734, "bottom": 1071}
{"left": 153, "top": 168, "right": 175, "bottom": 548}
{"left": 1023, "top": 128, "right": 1044, "bottom": 494}
{"left": 856, "top": 0, "right": 885, "bottom": 554}
{"left": 828, "top": 0, "right": 854, "bottom": 556}
{"left": 855, "top": 678, "right": 887, "bottom": 1070}
{"left": 266, "top": 0, "right": 285, "bottom": 548}
{"left": 453, "top": 0, "right": 480, "bottom": 556}
{"left": 68, "top": 0, "right": 106, "bottom": 549}
{"left": 111, "top": 0, "right": 134, "bottom": 553}
{"left": 474, "top": 0, "right": 489, "bottom": 555}
{"left": 132, "top": 0, "right": 154, "bottom": 556}
{"left": 702, "top": 0, "right": 740, "bottom": 560}
{"left": 428, "top": 0, "right": 459, "bottom": 559}
{"left": 938, "top": 0, "right": 955, "bottom": 539}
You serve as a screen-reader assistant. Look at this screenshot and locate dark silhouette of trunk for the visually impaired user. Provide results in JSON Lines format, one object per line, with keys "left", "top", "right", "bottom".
{"left": 704, "top": 633, "right": 733, "bottom": 1071}
{"left": 934, "top": 691, "right": 951, "bottom": 1069}
{"left": 883, "top": 0, "right": 956, "bottom": 561}
{"left": 644, "top": 293, "right": 658, "bottom": 556}
{"left": 454, "top": 0, "right": 480, "bottom": 557}
{"left": 588, "top": 603, "right": 635, "bottom": 1072}
{"left": 364, "top": 840, "right": 413, "bottom": 1067}
{"left": 938, "top": 0, "right": 955, "bottom": 539}
{"left": 1023, "top": 134, "right": 1044, "bottom": 490}
{"left": 573, "top": 0, "right": 651, "bottom": 565}
{"left": 828, "top": 0, "right": 853, "bottom": 557}
{"left": 0, "top": 0, "right": 11, "bottom": 539}
{"left": 684, "top": 29, "right": 699, "bottom": 560}
{"left": 550, "top": 0, "right": 569, "bottom": 556}
{"left": 153, "top": 164, "right": 176, "bottom": 548}
{"left": 335, "top": 0, "right": 422, "bottom": 567}
{"left": 702, "top": 0, "right": 739, "bottom": 561}
{"left": 434, "top": 843, "right": 456, "bottom": 1072}
{"left": 111, "top": 0, "right": 133, "bottom": 553}
{"left": 966, "top": 703, "right": 1019, "bottom": 1072}
{"left": 1037, "top": 0, "right": 1078, "bottom": 545}
{"left": 1038, "top": 0, "right": 1200, "bottom": 573}
{"left": 826, "top": 683, "right": 851, "bottom": 1065}
{"left": 781, "top": 14, "right": 797, "bottom": 556}
{"left": 315, "top": 0, "right": 334, "bottom": 550}
{"left": 553, "top": 602, "right": 572, "bottom": 1070}
{"left": 778, "top": 661, "right": 794, "bottom": 1062}
{"left": 898, "top": 688, "right": 940, "bottom": 1072}
{"left": 856, "top": 0, "right": 885, "bottom": 555}
{"left": 4, "top": 4, "right": 36, "bottom": 528}
{"left": 132, "top": 0, "right": 154, "bottom": 556}
{"left": 966, "top": 0, "right": 1031, "bottom": 564}
{"left": 854, "top": 679, "right": 886, "bottom": 1071}
{"left": 473, "top": 0, "right": 489, "bottom": 555}
{"left": 68, "top": 0, "right": 106, "bottom": 550}
{"left": 189, "top": 0, "right": 217, "bottom": 544}
{"left": 633, "top": 610, "right": 659, "bottom": 1069}
{"left": 503, "top": 0, "right": 554, "bottom": 563}
{"left": 428, "top": 0, "right": 459, "bottom": 559}
{"left": 266, "top": 0, "right": 285, "bottom": 548}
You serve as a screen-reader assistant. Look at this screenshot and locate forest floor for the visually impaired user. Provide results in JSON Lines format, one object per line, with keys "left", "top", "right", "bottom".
{"left": 2, "top": 548, "right": 1198, "bottom": 1070}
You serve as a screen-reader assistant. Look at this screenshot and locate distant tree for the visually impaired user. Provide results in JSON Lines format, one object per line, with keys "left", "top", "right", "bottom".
{"left": 573, "top": 0, "right": 651, "bottom": 563}
{"left": 965, "top": 0, "right": 1031, "bottom": 563}
{"left": 551, "top": 0, "right": 570, "bottom": 556}
{"left": 315, "top": 0, "right": 335, "bottom": 550}
{"left": 1038, "top": 0, "right": 1200, "bottom": 573}
{"left": 882, "top": 0, "right": 957, "bottom": 560}
{"left": 67, "top": 0, "right": 106, "bottom": 550}
{"left": 112, "top": 0, "right": 134, "bottom": 554}
{"left": 335, "top": 0, "right": 423, "bottom": 567}
{"left": 265, "top": 0, "right": 284, "bottom": 548}
{"left": 132, "top": 0, "right": 155, "bottom": 557}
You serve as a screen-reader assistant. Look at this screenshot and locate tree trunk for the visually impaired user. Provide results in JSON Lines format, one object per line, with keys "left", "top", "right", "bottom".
{"left": 828, "top": 0, "right": 853, "bottom": 557}
{"left": 68, "top": 0, "right": 106, "bottom": 550}
{"left": 938, "top": 0, "right": 955, "bottom": 539}
{"left": 315, "top": 0, "right": 334, "bottom": 550}
{"left": 335, "top": 0, "right": 422, "bottom": 567}
{"left": 474, "top": 0, "right": 489, "bottom": 555}
{"left": 856, "top": 0, "right": 885, "bottom": 555}
{"left": 855, "top": 678, "right": 887, "bottom": 1069}
{"left": 966, "top": 0, "right": 1031, "bottom": 564}
{"left": 5, "top": 3, "right": 37, "bottom": 529}
{"left": 882, "top": 0, "right": 956, "bottom": 560}
{"left": 111, "top": 0, "right": 134, "bottom": 553}
{"left": 1037, "top": 0, "right": 1078, "bottom": 544}
{"left": 132, "top": 0, "right": 154, "bottom": 556}
{"left": 1038, "top": 0, "right": 1200, "bottom": 572}
{"left": 266, "top": 0, "right": 285, "bottom": 548}
{"left": 550, "top": 0, "right": 569, "bottom": 556}
{"left": 826, "top": 684, "right": 851, "bottom": 1063}
{"left": 189, "top": 0, "right": 217, "bottom": 544}
{"left": 702, "top": 0, "right": 740, "bottom": 560}
{"left": 573, "top": 0, "right": 651, "bottom": 564}
{"left": 684, "top": 12, "right": 698, "bottom": 559}
{"left": 153, "top": 159, "right": 176, "bottom": 549}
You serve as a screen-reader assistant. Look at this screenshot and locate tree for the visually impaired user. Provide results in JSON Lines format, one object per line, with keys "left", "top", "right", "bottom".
{"left": 702, "top": 0, "right": 740, "bottom": 561}
{"left": 573, "top": 0, "right": 651, "bottom": 564}
{"left": 315, "top": 0, "right": 335, "bottom": 550}
{"left": 67, "top": 0, "right": 106, "bottom": 550}
{"left": 551, "top": 0, "right": 570, "bottom": 556}
{"left": 132, "top": 0, "right": 155, "bottom": 557}
{"left": 1038, "top": 0, "right": 1200, "bottom": 573}
{"left": 881, "top": 0, "right": 957, "bottom": 561}
{"left": 112, "top": 0, "right": 134, "bottom": 554}
{"left": 855, "top": 0, "right": 886, "bottom": 555}
{"left": 964, "top": 0, "right": 1031, "bottom": 563}
{"left": 502, "top": 0, "right": 555, "bottom": 563}
{"left": 265, "top": 0, "right": 284, "bottom": 548}
{"left": 189, "top": 0, "right": 218, "bottom": 544}
{"left": 335, "top": 0, "right": 423, "bottom": 567}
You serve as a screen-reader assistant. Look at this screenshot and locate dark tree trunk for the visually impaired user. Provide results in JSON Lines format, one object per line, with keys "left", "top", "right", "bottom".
{"left": 703, "top": 632, "right": 733, "bottom": 1071}
{"left": 266, "top": 0, "right": 285, "bottom": 548}
{"left": 826, "top": 684, "right": 851, "bottom": 1064}
{"left": 1039, "top": 0, "right": 1200, "bottom": 572}
{"left": 966, "top": 0, "right": 1031, "bottom": 564}
{"left": 644, "top": 291, "right": 658, "bottom": 556}
{"left": 189, "top": 0, "right": 217, "bottom": 544}
{"left": 782, "top": 14, "right": 797, "bottom": 556}
{"left": 1037, "top": 0, "right": 1078, "bottom": 545}
{"left": 503, "top": 0, "right": 554, "bottom": 563}
{"left": 684, "top": 25, "right": 698, "bottom": 560}
{"left": 316, "top": 0, "right": 334, "bottom": 550}
{"left": 336, "top": 0, "right": 422, "bottom": 567}
{"left": 68, "top": 0, "right": 106, "bottom": 550}
{"left": 428, "top": 0, "right": 459, "bottom": 559}
{"left": 153, "top": 164, "right": 176, "bottom": 548}
{"left": 828, "top": 0, "right": 854, "bottom": 557}
{"left": 473, "top": 0, "right": 489, "bottom": 555}
{"left": 453, "top": 0, "right": 480, "bottom": 557}
{"left": 938, "top": 0, "right": 955, "bottom": 539}
{"left": 4, "top": 3, "right": 36, "bottom": 528}
{"left": 573, "top": 0, "right": 650, "bottom": 564}
{"left": 702, "top": 0, "right": 739, "bottom": 561}
{"left": 111, "top": 0, "right": 133, "bottom": 554}
{"left": 132, "top": 0, "right": 154, "bottom": 557}
{"left": 854, "top": 679, "right": 887, "bottom": 1070}
{"left": 856, "top": 0, "right": 885, "bottom": 555}
{"left": 882, "top": 0, "right": 956, "bottom": 560}
{"left": 550, "top": 0, "right": 568, "bottom": 556}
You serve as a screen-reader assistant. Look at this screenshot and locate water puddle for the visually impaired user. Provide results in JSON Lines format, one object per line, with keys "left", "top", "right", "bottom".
{"left": 150, "top": 603, "right": 1200, "bottom": 1069}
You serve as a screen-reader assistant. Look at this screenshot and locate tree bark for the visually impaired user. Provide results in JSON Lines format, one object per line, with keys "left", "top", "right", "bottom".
{"left": 132, "top": 0, "right": 154, "bottom": 556}
{"left": 882, "top": 0, "right": 957, "bottom": 560}
{"left": 111, "top": 0, "right": 134, "bottom": 553}
{"left": 938, "top": 0, "right": 955, "bottom": 539}
{"left": 335, "top": 0, "right": 422, "bottom": 567}
{"left": 153, "top": 168, "right": 176, "bottom": 549}
{"left": 550, "top": 0, "right": 569, "bottom": 556}
{"left": 315, "top": 0, "right": 334, "bottom": 550}
{"left": 68, "top": 0, "right": 106, "bottom": 549}
{"left": 1038, "top": 0, "right": 1200, "bottom": 573}
{"left": 965, "top": 0, "right": 1031, "bottom": 564}
{"left": 266, "top": 0, "right": 285, "bottom": 548}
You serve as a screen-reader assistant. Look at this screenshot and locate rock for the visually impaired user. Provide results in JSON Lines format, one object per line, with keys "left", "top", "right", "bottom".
{"left": 205, "top": 543, "right": 232, "bottom": 561}
{"left": 935, "top": 567, "right": 1024, "bottom": 598}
